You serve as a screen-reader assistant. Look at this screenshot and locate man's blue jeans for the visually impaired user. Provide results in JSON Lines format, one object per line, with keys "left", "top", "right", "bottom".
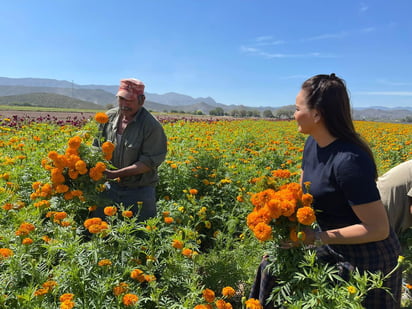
{"left": 91, "top": 182, "right": 157, "bottom": 222}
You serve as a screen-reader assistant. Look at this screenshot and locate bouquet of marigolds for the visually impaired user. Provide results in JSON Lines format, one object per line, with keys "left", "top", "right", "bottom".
{"left": 246, "top": 169, "right": 316, "bottom": 299}
{"left": 30, "top": 112, "right": 113, "bottom": 218}
{"left": 247, "top": 169, "right": 315, "bottom": 245}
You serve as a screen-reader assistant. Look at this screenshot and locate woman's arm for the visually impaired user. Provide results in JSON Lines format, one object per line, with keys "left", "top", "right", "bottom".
{"left": 305, "top": 200, "right": 390, "bottom": 245}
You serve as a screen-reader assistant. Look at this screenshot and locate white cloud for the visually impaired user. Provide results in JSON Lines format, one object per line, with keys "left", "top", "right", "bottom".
{"left": 301, "top": 31, "right": 347, "bottom": 41}
{"left": 240, "top": 45, "right": 338, "bottom": 59}
{"left": 254, "top": 36, "right": 285, "bottom": 46}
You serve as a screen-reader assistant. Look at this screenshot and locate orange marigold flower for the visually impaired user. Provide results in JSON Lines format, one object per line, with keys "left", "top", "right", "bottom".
{"left": 42, "top": 235, "right": 52, "bottom": 243}
{"left": 266, "top": 199, "right": 282, "bottom": 219}
{"left": 162, "top": 211, "right": 170, "bottom": 217}
{"left": 194, "top": 305, "right": 213, "bottom": 309}
{"left": 89, "top": 168, "right": 104, "bottom": 181}
{"left": 55, "top": 184, "right": 69, "bottom": 193}
{"left": 216, "top": 299, "right": 233, "bottom": 309}
{"left": 252, "top": 222, "right": 272, "bottom": 241}
{"left": 60, "top": 300, "right": 75, "bottom": 309}
{"left": 22, "top": 237, "right": 33, "bottom": 245}
{"left": 222, "top": 286, "right": 236, "bottom": 298}
{"left": 68, "top": 169, "right": 79, "bottom": 180}
{"left": 271, "top": 169, "right": 291, "bottom": 178}
{"left": 74, "top": 160, "right": 87, "bottom": 172}
{"left": 164, "top": 216, "right": 174, "bottom": 224}
{"left": 42, "top": 280, "right": 58, "bottom": 290}
{"left": 84, "top": 217, "right": 102, "bottom": 229}
{"left": 34, "top": 288, "right": 49, "bottom": 296}
{"left": 113, "top": 282, "right": 129, "bottom": 296}
{"left": 68, "top": 136, "right": 82, "bottom": 149}
{"left": 296, "top": 206, "right": 316, "bottom": 226}
{"left": 98, "top": 259, "right": 112, "bottom": 267}
{"left": 202, "top": 288, "right": 215, "bottom": 303}
{"left": 122, "top": 293, "right": 139, "bottom": 306}
{"left": 102, "top": 141, "right": 115, "bottom": 154}
{"left": 406, "top": 283, "right": 412, "bottom": 290}
{"left": 94, "top": 112, "right": 109, "bottom": 124}
{"left": 144, "top": 274, "right": 156, "bottom": 282}
{"left": 59, "top": 293, "right": 74, "bottom": 302}
{"left": 48, "top": 151, "right": 59, "bottom": 160}
{"left": 64, "top": 191, "right": 74, "bottom": 200}
{"left": 104, "top": 206, "right": 117, "bottom": 216}
{"left": 257, "top": 189, "right": 276, "bottom": 205}
{"left": 279, "top": 199, "right": 296, "bottom": 217}
{"left": 2, "top": 203, "right": 13, "bottom": 211}
{"left": 94, "top": 162, "right": 107, "bottom": 172}
{"left": 71, "top": 190, "right": 83, "bottom": 197}
{"left": 130, "top": 269, "right": 145, "bottom": 282}
{"left": 172, "top": 239, "right": 184, "bottom": 249}
{"left": 189, "top": 188, "right": 198, "bottom": 195}
{"left": 122, "top": 210, "right": 133, "bottom": 218}
{"left": 301, "top": 193, "right": 313, "bottom": 206}
{"left": 246, "top": 208, "right": 271, "bottom": 229}
{"left": 53, "top": 211, "right": 68, "bottom": 221}
{"left": 0, "top": 248, "right": 13, "bottom": 259}
{"left": 16, "top": 222, "right": 35, "bottom": 236}
{"left": 245, "top": 298, "right": 263, "bottom": 309}
{"left": 182, "top": 248, "right": 194, "bottom": 258}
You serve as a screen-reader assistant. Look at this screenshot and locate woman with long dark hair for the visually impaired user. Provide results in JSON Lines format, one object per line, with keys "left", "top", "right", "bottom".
{"left": 249, "top": 74, "right": 402, "bottom": 308}
{"left": 297, "top": 73, "right": 401, "bottom": 308}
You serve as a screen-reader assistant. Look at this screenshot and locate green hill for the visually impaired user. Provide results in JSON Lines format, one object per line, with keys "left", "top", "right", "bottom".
{"left": 0, "top": 92, "right": 103, "bottom": 110}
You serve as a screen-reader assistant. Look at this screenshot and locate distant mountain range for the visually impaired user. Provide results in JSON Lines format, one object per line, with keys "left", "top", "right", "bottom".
{"left": 0, "top": 77, "right": 411, "bottom": 121}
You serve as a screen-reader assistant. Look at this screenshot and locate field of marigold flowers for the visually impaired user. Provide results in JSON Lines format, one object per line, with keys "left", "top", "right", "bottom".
{"left": 0, "top": 112, "right": 411, "bottom": 309}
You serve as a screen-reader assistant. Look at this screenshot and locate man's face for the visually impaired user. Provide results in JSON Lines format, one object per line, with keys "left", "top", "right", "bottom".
{"left": 118, "top": 96, "right": 141, "bottom": 118}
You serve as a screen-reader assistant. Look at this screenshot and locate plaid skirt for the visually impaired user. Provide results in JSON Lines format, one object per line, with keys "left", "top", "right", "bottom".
{"left": 249, "top": 229, "right": 402, "bottom": 309}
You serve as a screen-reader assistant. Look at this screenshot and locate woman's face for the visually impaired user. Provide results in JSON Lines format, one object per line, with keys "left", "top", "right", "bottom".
{"left": 294, "top": 89, "right": 318, "bottom": 134}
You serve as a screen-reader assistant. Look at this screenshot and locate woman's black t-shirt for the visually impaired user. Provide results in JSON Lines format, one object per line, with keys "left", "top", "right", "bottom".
{"left": 301, "top": 136, "right": 380, "bottom": 230}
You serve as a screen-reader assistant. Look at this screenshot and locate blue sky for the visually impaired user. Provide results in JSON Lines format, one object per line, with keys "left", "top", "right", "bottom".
{"left": 1, "top": 1, "right": 411, "bottom": 108}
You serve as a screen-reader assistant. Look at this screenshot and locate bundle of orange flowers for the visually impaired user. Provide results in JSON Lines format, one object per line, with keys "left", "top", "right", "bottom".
{"left": 31, "top": 112, "right": 113, "bottom": 211}
{"left": 247, "top": 169, "right": 316, "bottom": 244}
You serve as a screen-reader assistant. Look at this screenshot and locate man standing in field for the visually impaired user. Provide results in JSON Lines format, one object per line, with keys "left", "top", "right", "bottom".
{"left": 93, "top": 78, "right": 167, "bottom": 221}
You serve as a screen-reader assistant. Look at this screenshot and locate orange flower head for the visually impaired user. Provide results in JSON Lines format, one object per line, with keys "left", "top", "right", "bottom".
{"left": 94, "top": 112, "right": 109, "bottom": 124}
{"left": 68, "top": 136, "right": 82, "bottom": 150}
{"left": 122, "top": 210, "right": 133, "bottom": 218}
{"left": 0, "top": 248, "right": 13, "bottom": 259}
{"left": 182, "top": 248, "right": 194, "bottom": 258}
{"left": 296, "top": 206, "right": 316, "bottom": 226}
{"left": 59, "top": 293, "right": 74, "bottom": 302}
{"left": 130, "top": 269, "right": 145, "bottom": 282}
{"left": 301, "top": 193, "right": 313, "bottom": 206}
{"left": 104, "top": 206, "right": 117, "bottom": 216}
{"left": 22, "top": 237, "right": 33, "bottom": 245}
{"left": 221, "top": 286, "right": 236, "bottom": 298}
{"left": 122, "top": 293, "right": 139, "bottom": 306}
{"left": 189, "top": 188, "right": 198, "bottom": 195}
{"left": 253, "top": 222, "right": 272, "bottom": 241}
{"left": 172, "top": 239, "right": 184, "bottom": 249}
{"left": 98, "top": 259, "right": 112, "bottom": 267}
{"left": 245, "top": 298, "right": 263, "bottom": 309}
{"left": 164, "top": 216, "right": 174, "bottom": 224}
{"left": 113, "top": 282, "right": 129, "bottom": 296}
{"left": 202, "top": 288, "right": 216, "bottom": 303}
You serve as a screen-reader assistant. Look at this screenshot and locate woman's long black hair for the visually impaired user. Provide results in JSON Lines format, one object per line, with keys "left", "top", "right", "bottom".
{"left": 301, "top": 73, "right": 378, "bottom": 179}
